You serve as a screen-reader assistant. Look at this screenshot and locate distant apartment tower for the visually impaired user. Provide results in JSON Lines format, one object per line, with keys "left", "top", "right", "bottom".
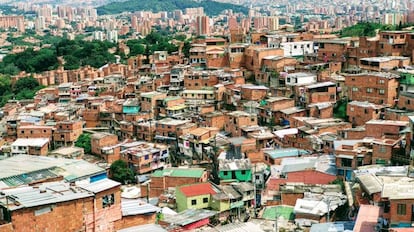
{"left": 35, "top": 16, "right": 46, "bottom": 31}
{"left": 383, "top": 13, "right": 406, "bottom": 25}
{"left": 93, "top": 31, "right": 104, "bottom": 41}
{"left": 185, "top": 7, "right": 204, "bottom": 17}
{"left": 228, "top": 16, "right": 238, "bottom": 30}
{"left": 107, "top": 30, "right": 118, "bottom": 43}
{"left": 37, "top": 5, "right": 52, "bottom": 22}
{"left": 196, "top": 16, "right": 210, "bottom": 36}
{"left": 0, "top": 16, "right": 25, "bottom": 32}
{"left": 268, "top": 16, "right": 279, "bottom": 31}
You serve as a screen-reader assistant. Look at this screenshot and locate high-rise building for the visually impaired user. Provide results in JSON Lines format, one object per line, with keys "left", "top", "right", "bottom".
{"left": 196, "top": 15, "right": 210, "bottom": 36}
{"left": 268, "top": 16, "right": 279, "bottom": 31}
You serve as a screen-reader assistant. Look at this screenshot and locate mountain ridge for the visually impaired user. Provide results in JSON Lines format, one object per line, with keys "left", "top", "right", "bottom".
{"left": 96, "top": 0, "right": 248, "bottom": 16}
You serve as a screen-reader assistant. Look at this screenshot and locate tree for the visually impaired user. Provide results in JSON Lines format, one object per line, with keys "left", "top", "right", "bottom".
{"left": 13, "top": 77, "right": 40, "bottom": 94}
{"left": 75, "top": 133, "right": 91, "bottom": 154}
{"left": 209, "top": 146, "right": 220, "bottom": 185}
{"left": 110, "top": 160, "right": 135, "bottom": 184}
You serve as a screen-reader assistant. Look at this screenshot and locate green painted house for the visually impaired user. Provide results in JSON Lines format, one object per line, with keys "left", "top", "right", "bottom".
{"left": 122, "top": 99, "right": 140, "bottom": 114}
{"left": 176, "top": 182, "right": 218, "bottom": 212}
{"left": 219, "top": 158, "right": 252, "bottom": 182}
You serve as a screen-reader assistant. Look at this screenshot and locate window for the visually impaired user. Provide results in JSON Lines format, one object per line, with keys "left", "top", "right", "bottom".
{"left": 341, "top": 158, "right": 352, "bottom": 167}
{"left": 366, "top": 88, "right": 373, "bottom": 93}
{"left": 223, "top": 171, "right": 228, "bottom": 175}
{"left": 397, "top": 204, "right": 406, "bottom": 215}
{"left": 145, "top": 155, "right": 149, "bottom": 160}
{"left": 379, "top": 89, "right": 385, "bottom": 95}
{"left": 241, "top": 170, "right": 246, "bottom": 175}
{"left": 191, "top": 199, "right": 197, "bottom": 205}
{"left": 352, "top": 87, "right": 359, "bottom": 92}
{"left": 203, "top": 197, "right": 208, "bottom": 203}
{"left": 379, "top": 145, "right": 386, "bottom": 153}
{"left": 364, "top": 109, "right": 368, "bottom": 114}
{"left": 102, "top": 193, "right": 115, "bottom": 208}
{"left": 357, "top": 157, "right": 363, "bottom": 166}
{"left": 350, "top": 107, "right": 354, "bottom": 112}
{"left": 379, "top": 79, "right": 385, "bottom": 84}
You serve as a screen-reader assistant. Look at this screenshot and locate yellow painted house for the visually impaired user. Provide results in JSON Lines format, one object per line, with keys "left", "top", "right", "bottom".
{"left": 176, "top": 182, "right": 218, "bottom": 212}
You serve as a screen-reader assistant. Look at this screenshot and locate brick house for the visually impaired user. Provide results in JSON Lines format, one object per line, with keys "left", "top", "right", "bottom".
{"left": 345, "top": 72, "right": 399, "bottom": 105}
{"left": 120, "top": 141, "right": 169, "bottom": 174}
{"left": 359, "top": 56, "right": 409, "bottom": 72}
{"left": 53, "top": 120, "right": 83, "bottom": 148}
{"left": 146, "top": 167, "right": 208, "bottom": 198}
{"left": 0, "top": 178, "right": 122, "bottom": 232}
{"left": 224, "top": 111, "right": 257, "bottom": 137}
{"left": 315, "top": 39, "right": 350, "bottom": 63}
{"left": 241, "top": 85, "right": 269, "bottom": 101}
{"left": 378, "top": 31, "right": 407, "bottom": 56}
{"left": 17, "top": 125, "right": 54, "bottom": 142}
{"left": 334, "top": 139, "right": 374, "bottom": 180}
{"left": 347, "top": 101, "right": 386, "bottom": 127}
{"left": 11, "top": 138, "right": 49, "bottom": 156}
{"left": 91, "top": 132, "right": 120, "bottom": 163}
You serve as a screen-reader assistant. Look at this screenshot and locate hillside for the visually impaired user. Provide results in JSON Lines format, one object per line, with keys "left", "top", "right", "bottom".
{"left": 96, "top": 0, "right": 248, "bottom": 16}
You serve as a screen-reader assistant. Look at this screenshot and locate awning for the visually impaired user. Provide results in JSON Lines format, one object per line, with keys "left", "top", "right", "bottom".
{"left": 337, "top": 154, "right": 354, "bottom": 159}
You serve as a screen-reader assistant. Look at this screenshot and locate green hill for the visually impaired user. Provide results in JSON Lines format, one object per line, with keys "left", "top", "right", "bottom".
{"left": 96, "top": 0, "right": 248, "bottom": 16}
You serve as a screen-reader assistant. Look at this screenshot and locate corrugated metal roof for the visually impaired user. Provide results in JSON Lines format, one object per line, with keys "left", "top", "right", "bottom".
{"left": 79, "top": 178, "right": 120, "bottom": 193}
{"left": 117, "top": 224, "right": 167, "bottom": 232}
{"left": 0, "top": 182, "right": 93, "bottom": 211}
{"left": 219, "top": 158, "right": 252, "bottom": 171}
{"left": 0, "top": 155, "right": 105, "bottom": 187}
{"left": 162, "top": 209, "right": 216, "bottom": 226}
{"left": 356, "top": 174, "right": 382, "bottom": 195}
{"left": 205, "top": 222, "right": 265, "bottom": 232}
{"left": 121, "top": 199, "right": 160, "bottom": 216}
{"left": 152, "top": 168, "right": 205, "bottom": 178}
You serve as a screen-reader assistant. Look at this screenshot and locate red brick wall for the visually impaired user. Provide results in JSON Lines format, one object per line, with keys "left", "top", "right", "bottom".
{"left": 11, "top": 197, "right": 94, "bottom": 232}
{"left": 0, "top": 223, "right": 13, "bottom": 232}
{"left": 390, "top": 199, "right": 414, "bottom": 224}
{"left": 114, "top": 214, "right": 156, "bottom": 231}
{"left": 372, "top": 143, "right": 393, "bottom": 163}
{"left": 366, "top": 123, "right": 403, "bottom": 139}
{"left": 281, "top": 192, "right": 304, "bottom": 206}
{"left": 345, "top": 74, "right": 399, "bottom": 105}
{"left": 347, "top": 105, "right": 382, "bottom": 126}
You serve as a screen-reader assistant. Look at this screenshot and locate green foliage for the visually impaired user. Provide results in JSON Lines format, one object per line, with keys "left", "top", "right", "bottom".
{"left": 110, "top": 160, "right": 135, "bottom": 184}
{"left": 0, "top": 75, "right": 12, "bottom": 106}
{"left": 57, "top": 39, "right": 116, "bottom": 70}
{"left": 333, "top": 99, "right": 347, "bottom": 120}
{"left": 182, "top": 40, "right": 191, "bottom": 58}
{"left": 330, "top": 178, "right": 345, "bottom": 191}
{"left": 339, "top": 22, "right": 397, "bottom": 37}
{"left": 13, "top": 77, "right": 40, "bottom": 93}
{"left": 75, "top": 133, "right": 92, "bottom": 154}
{"left": 97, "top": 0, "right": 248, "bottom": 16}
{"left": 124, "top": 31, "right": 179, "bottom": 58}
{"left": 0, "top": 48, "right": 58, "bottom": 74}
{"left": 0, "top": 76, "right": 44, "bottom": 106}
{"left": 0, "top": 38, "right": 116, "bottom": 74}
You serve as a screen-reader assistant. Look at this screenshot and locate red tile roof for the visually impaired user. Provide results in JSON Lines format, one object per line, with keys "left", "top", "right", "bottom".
{"left": 179, "top": 183, "right": 216, "bottom": 197}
